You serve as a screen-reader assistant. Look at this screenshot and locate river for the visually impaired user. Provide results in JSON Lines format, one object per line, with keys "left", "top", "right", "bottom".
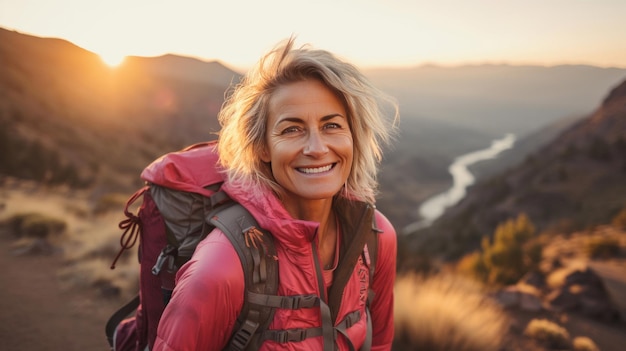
{"left": 403, "top": 133, "right": 516, "bottom": 234}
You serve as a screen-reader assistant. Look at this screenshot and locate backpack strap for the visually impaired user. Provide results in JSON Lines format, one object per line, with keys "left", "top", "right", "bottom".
{"left": 105, "top": 294, "right": 140, "bottom": 347}
{"left": 328, "top": 200, "right": 380, "bottom": 351}
{"left": 328, "top": 200, "right": 376, "bottom": 321}
{"left": 206, "top": 200, "right": 279, "bottom": 351}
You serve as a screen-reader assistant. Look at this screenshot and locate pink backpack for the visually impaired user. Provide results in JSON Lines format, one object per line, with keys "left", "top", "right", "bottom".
{"left": 105, "top": 141, "right": 278, "bottom": 350}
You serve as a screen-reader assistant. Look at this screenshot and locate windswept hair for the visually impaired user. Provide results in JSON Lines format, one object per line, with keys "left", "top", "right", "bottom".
{"left": 217, "top": 37, "right": 398, "bottom": 203}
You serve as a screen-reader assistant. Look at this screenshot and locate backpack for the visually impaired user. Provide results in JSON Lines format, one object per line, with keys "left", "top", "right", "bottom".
{"left": 106, "top": 140, "right": 380, "bottom": 351}
{"left": 105, "top": 141, "right": 279, "bottom": 351}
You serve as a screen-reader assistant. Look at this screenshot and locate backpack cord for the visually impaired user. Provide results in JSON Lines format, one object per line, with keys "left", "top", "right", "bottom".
{"left": 110, "top": 186, "right": 148, "bottom": 269}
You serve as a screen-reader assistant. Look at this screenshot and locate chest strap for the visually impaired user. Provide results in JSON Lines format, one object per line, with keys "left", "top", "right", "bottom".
{"left": 260, "top": 308, "right": 365, "bottom": 349}
{"left": 247, "top": 292, "right": 319, "bottom": 309}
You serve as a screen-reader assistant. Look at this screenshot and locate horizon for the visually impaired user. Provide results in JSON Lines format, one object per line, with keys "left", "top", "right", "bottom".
{"left": 1, "top": 0, "right": 626, "bottom": 71}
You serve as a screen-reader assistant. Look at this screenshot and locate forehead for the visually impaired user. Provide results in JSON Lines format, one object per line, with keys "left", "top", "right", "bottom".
{"left": 268, "top": 79, "right": 346, "bottom": 119}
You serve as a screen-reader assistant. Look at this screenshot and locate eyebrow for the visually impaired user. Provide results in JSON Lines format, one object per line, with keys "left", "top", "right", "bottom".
{"left": 276, "top": 113, "right": 346, "bottom": 124}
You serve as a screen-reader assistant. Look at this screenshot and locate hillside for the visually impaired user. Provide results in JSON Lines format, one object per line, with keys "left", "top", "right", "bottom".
{"left": 409, "top": 78, "right": 626, "bottom": 259}
{"left": 469, "top": 113, "right": 585, "bottom": 180}
{"left": 0, "top": 27, "right": 240, "bottom": 193}
{"left": 2, "top": 27, "right": 624, "bottom": 231}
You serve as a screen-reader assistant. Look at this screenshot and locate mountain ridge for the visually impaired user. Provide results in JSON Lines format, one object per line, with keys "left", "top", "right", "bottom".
{"left": 410, "top": 78, "right": 626, "bottom": 259}
{"left": 2, "top": 26, "right": 624, "bottom": 231}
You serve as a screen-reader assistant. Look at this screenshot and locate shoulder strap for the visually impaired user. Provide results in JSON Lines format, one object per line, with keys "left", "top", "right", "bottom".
{"left": 206, "top": 200, "right": 278, "bottom": 351}
{"left": 105, "top": 295, "right": 140, "bottom": 347}
{"left": 328, "top": 201, "right": 376, "bottom": 321}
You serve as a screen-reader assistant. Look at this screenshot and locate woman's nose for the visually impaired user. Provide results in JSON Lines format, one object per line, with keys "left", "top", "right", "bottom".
{"left": 303, "top": 131, "right": 329, "bottom": 156}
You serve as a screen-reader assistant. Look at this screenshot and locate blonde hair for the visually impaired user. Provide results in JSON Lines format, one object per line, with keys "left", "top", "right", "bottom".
{"left": 218, "top": 37, "right": 398, "bottom": 203}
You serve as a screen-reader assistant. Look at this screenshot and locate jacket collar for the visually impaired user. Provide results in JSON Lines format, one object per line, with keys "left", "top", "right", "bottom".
{"left": 221, "top": 181, "right": 375, "bottom": 251}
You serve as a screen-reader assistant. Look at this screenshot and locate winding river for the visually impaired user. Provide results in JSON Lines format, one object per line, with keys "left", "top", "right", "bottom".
{"left": 403, "top": 133, "right": 516, "bottom": 234}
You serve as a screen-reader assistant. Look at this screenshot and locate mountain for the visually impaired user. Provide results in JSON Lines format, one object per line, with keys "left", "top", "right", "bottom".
{"left": 408, "top": 78, "right": 626, "bottom": 259}
{"left": 468, "top": 113, "right": 585, "bottom": 180}
{"left": 122, "top": 54, "right": 241, "bottom": 86}
{"left": 0, "top": 27, "right": 241, "bottom": 193}
{"left": 366, "top": 64, "right": 626, "bottom": 137}
{"left": 1, "top": 27, "right": 624, "bottom": 233}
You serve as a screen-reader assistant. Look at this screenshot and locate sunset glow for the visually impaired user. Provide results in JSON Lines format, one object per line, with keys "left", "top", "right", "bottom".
{"left": 1, "top": 0, "right": 625, "bottom": 70}
{"left": 99, "top": 52, "right": 126, "bottom": 68}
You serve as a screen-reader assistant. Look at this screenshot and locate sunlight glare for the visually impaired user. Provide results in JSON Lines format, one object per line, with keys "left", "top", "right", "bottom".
{"left": 99, "top": 52, "right": 126, "bottom": 68}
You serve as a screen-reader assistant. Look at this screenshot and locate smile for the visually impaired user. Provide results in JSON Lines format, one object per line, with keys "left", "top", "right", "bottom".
{"left": 297, "top": 163, "right": 335, "bottom": 174}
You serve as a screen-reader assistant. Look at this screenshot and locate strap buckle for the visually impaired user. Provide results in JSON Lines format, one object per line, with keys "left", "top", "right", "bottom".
{"left": 281, "top": 295, "right": 318, "bottom": 309}
{"left": 276, "top": 328, "right": 306, "bottom": 343}
{"left": 230, "top": 319, "right": 259, "bottom": 351}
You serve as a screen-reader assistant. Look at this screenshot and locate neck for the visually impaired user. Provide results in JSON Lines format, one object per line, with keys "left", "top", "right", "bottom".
{"left": 283, "top": 197, "right": 336, "bottom": 246}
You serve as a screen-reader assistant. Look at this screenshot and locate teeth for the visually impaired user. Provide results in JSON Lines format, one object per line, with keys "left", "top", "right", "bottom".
{"left": 299, "top": 164, "right": 333, "bottom": 174}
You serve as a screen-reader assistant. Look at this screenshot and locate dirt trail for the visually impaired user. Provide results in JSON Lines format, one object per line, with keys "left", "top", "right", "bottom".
{"left": 0, "top": 234, "right": 116, "bottom": 351}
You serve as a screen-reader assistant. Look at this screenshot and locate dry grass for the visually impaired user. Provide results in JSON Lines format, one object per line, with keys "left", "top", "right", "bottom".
{"left": 572, "top": 336, "right": 600, "bottom": 351}
{"left": 0, "top": 182, "right": 139, "bottom": 299}
{"left": 523, "top": 318, "right": 571, "bottom": 349}
{"left": 393, "top": 273, "right": 510, "bottom": 351}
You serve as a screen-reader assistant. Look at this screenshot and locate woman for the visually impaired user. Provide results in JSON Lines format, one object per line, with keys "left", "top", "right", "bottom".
{"left": 153, "top": 38, "right": 398, "bottom": 351}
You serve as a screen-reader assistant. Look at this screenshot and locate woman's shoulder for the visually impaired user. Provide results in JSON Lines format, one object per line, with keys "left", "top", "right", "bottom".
{"left": 179, "top": 229, "right": 245, "bottom": 287}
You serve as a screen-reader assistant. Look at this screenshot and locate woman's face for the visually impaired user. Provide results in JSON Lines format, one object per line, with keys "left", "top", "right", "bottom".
{"left": 262, "top": 79, "right": 353, "bottom": 210}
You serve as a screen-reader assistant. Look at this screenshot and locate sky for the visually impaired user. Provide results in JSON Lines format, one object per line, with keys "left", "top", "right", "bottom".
{"left": 1, "top": 0, "right": 625, "bottom": 70}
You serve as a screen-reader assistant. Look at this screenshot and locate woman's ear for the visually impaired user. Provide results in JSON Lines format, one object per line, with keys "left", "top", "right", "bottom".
{"left": 260, "top": 146, "right": 271, "bottom": 163}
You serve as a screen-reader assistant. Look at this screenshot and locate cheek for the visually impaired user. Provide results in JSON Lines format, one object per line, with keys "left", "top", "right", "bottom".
{"left": 265, "top": 139, "right": 294, "bottom": 165}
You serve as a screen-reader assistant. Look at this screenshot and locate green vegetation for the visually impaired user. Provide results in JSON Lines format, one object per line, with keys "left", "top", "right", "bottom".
{"left": 458, "top": 213, "right": 542, "bottom": 286}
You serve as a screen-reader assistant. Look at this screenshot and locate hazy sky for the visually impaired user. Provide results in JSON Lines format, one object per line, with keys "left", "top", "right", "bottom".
{"left": 1, "top": 0, "right": 625, "bottom": 70}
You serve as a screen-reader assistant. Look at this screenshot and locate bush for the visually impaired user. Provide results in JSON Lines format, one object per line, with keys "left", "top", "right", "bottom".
{"left": 572, "top": 336, "right": 600, "bottom": 351}
{"left": 393, "top": 273, "right": 509, "bottom": 351}
{"left": 462, "top": 213, "right": 541, "bottom": 285}
{"left": 1, "top": 212, "right": 67, "bottom": 238}
{"left": 523, "top": 318, "right": 571, "bottom": 349}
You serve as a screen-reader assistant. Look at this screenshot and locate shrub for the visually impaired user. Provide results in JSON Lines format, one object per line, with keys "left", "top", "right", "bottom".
{"left": 393, "top": 273, "right": 509, "bottom": 351}
{"left": 0, "top": 212, "right": 67, "bottom": 238}
{"left": 523, "top": 318, "right": 571, "bottom": 349}
{"left": 456, "top": 251, "right": 489, "bottom": 282}
{"left": 572, "top": 336, "right": 600, "bottom": 351}
{"left": 464, "top": 213, "right": 541, "bottom": 285}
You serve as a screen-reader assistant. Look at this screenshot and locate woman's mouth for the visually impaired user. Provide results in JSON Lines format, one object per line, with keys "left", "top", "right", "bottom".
{"left": 297, "top": 163, "right": 335, "bottom": 174}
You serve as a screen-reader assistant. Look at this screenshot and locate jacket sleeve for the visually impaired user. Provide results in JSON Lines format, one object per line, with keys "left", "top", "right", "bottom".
{"left": 153, "top": 230, "right": 245, "bottom": 351}
{"left": 370, "top": 211, "right": 397, "bottom": 350}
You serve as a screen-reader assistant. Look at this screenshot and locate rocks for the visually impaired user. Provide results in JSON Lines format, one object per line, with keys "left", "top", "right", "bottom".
{"left": 546, "top": 266, "right": 621, "bottom": 322}
{"left": 496, "top": 265, "right": 621, "bottom": 322}
{"left": 494, "top": 284, "right": 544, "bottom": 312}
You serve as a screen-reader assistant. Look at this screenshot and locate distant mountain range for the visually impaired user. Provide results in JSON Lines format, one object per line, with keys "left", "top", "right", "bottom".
{"left": 408, "top": 77, "right": 626, "bottom": 259}
{"left": 1, "top": 27, "right": 624, "bottom": 231}
{"left": 366, "top": 64, "right": 626, "bottom": 137}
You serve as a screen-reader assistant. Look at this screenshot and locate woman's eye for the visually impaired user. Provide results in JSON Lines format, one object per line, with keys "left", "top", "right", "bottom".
{"left": 281, "top": 126, "right": 300, "bottom": 134}
{"left": 324, "top": 122, "right": 341, "bottom": 130}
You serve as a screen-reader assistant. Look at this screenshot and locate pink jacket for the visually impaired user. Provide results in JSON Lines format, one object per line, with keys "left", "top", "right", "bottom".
{"left": 153, "top": 179, "right": 396, "bottom": 351}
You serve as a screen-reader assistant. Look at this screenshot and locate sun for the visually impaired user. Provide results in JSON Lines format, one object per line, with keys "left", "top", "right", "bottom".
{"left": 99, "top": 52, "right": 127, "bottom": 68}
